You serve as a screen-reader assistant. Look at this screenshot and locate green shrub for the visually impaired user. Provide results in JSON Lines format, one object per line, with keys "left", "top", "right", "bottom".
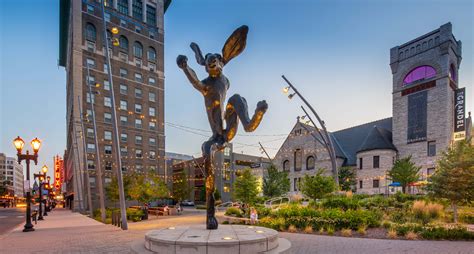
{"left": 420, "top": 225, "right": 474, "bottom": 240}
{"left": 459, "top": 209, "right": 474, "bottom": 224}
{"left": 389, "top": 210, "right": 408, "bottom": 224}
{"left": 395, "top": 223, "right": 423, "bottom": 236}
{"left": 225, "top": 207, "right": 243, "bottom": 217}
{"left": 126, "top": 208, "right": 144, "bottom": 222}
{"left": 256, "top": 207, "right": 271, "bottom": 218}
{"left": 322, "top": 196, "right": 360, "bottom": 211}
{"left": 196, "top": 205, "right": 206, "bottom": 210}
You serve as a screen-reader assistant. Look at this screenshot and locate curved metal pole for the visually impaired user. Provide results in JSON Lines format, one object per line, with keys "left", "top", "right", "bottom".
{"left": 282, "top": 75, "right": 339, "bottom": 186}
{"left": 78, "top": 96, "right": 93, "bottom": 217}
{"left": 100, "top": 0, "right": 128, "bottom": 230}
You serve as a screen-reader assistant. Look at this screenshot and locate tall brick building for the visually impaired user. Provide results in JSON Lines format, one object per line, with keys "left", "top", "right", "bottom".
{"left": 274, "top": 23, "right": 471, "bottom": 195}
{"left": 59, "top": 0, "right": 171, "bottom": 210}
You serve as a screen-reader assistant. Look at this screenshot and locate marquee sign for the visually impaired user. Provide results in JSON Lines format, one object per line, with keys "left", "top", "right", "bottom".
{"left": 454, "top": 88, "right": 466, "bottom": 141}
{"left": 54, "top": 155, "right": 64, "bottom": 193}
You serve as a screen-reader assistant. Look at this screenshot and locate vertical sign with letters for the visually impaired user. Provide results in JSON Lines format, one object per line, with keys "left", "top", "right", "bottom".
{"left": 454, "top": 88, "right": 466, "bottom": 141}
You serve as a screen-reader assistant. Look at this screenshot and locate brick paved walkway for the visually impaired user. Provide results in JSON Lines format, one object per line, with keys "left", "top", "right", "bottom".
{"left": 1, "top": 208, "right": 473, "bottom": 254}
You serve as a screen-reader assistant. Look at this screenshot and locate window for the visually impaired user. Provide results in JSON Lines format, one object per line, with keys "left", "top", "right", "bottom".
{"left": 87, "top": 75, "right": 95, "bottom": 85}
{"left": 104, "top": 64, "right": 109, "bottom": 74}
{"left": 120, "top": 68, "right": 128, "bottom": 77}
{"left": 449, "top": 64, "right": 457, "bottom": 82}
{"left": 135, "top": 149, "right": 142, "bottom": 158}
{"left": 103, "top": 80, "right": 110, "bottom": 91}
{"left": 149, "top": 107, "right": 156, "bottom": 116}
{"left": 133, "top": 41, "right": 143, "bottom": 58}
{"left": 428, "top": 141, "right": 436, "bottom": 156}
{"left": 149, "top": 122, "right": 156, "bottom": 130}
{"left": 105, "top": 161, "right": 112, "bottom": 171}
{"left": 132, "top": 0, "right": 143, "bottom": 20}
{"left": 104, "top": 12, "right": 111, "bottom": 22}
{"left": 294, "top": 149, "right": 302, "bottom": 171}
{"left": 87, "top": 160, "right": 95, "bottom": 169}
{"left": 373, "top": 156, "right": 380, "bottom": 168}
{"left": 146, "top": 5, "right": 156, "bottom": 26}
{"left": 135, "top": 119, "right": 142, "bottom": 128}
{"left": 149, "top": 31, "right": 155, "bottom": 40}
{"left": 135, "top": 135, "right": 142, "bottom": 145}
{"left": 86, "top": 109, "right": 93, "bottom": 121}
{"left": 293, "top": 178, "right": 298, "bottom": 191}
{"left": 407, "top": 91, "right": 427, "bottom": 143}
{"left": 86, "top": 128, "right": 94, "bottom": 138}
{"left": 86, "top": 41, "right": 95, "bottom": 52}
{"left": 135, "top": 58, "right": 142, "bottom": 67}
{"left": 87, "top": 144, "right": 96, "bottom": 153}
{"left": 149, "top": 63, "right": 156, "bottom": 71}
{"left": 223, "top": 147, "right": 230, "bottom": 156}
{"left": 120, "top": 116, "right": 128, "bottom": 125}
{"left": 119, "top": 52, "right": 128, "bottom": 62}
{"left": 135, "top": 73, "right": 143, "bottom": 82}
{"left": 306, "top": 156, "right": 315, "bottom": 170}
{"left": 120, "top": 19, "right": 127, "bottom": 27}
{"left": 149, "top": 77, "right": 156, "bottom": 85}
{"left": 120, "top": 100, "right": 127, "bottom": 110}
{"left": 120, "top": 133, "right": 128, "bottom": 142}
{"left": 120, "top": 84, "right": 128, "bottom": 94}
{"left": 149, "top": 92, "right": 156, "bottom": 102}
{"left": 104, "top": 145, "right": 112, "bottom": 154}
{"left": 135, "top": 104, "right": 142, "bottom": 113}
{"left": 223, "top": 183, "right": 231, "bottom": 193}
{"left": 403, "top": 65, "right": 436, "bottom": 85}
{"left": 359, "top": 157, "right": 363, "bottom": 169}
{"left": 119, "top": 35, "right": 128, "bottom": 52}
{"left": 135, "top": 88, "right": 142, "bottom": 98}
{"left": 427, "top": 168, "right": 435, "bottom": 181}
{"left": 135, "top": 26, "right": 141, "bottom": 34}
{"left": 87, "top": 5, "right": 94, "bottom": 14}
{"left": 373, "top": 179, "right": 380, "bottom": 188}
{"left": 283, "top": 160, "right": 290, "bottom": 171}
{"left": 117, "top": 0, "right": 128, "bottom": 15}
{"left": 148, "top": 47, "right": 156, "bottom": 62}
{"left": 149, "top": 151, "right": 156, "bottom": 159}
{"left": 120, "top": 147, "right": 128, "bottom": 156}
{"left": 359, "top": 180, "right": 363, "bottom": 189}
{"left": 149, "top": 137, "right": 156, "bottom": 146}
{"left": 86, "top": 92, "right": 95, "bottom": 104}
{"left": 86, "top": 58, "right": 96, "bottom": 68}
{"left": 104, "top": 97, "right": 112, "bottom": 107}
{"left": 104, "top": 131, "right": 112, "bottom": 140}
{"left": 84, "top": 23, "right": 96, "bottom": 42}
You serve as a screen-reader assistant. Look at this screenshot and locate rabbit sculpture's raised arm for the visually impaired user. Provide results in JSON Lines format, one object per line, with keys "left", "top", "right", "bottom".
{"left": 176, "top": 25, "right": 268, "bottom": 230}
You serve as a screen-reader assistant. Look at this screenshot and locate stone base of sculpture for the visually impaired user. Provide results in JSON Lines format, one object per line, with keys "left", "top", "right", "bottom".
{"left": 130, "top": 225, "right": 291, "bottom": 254}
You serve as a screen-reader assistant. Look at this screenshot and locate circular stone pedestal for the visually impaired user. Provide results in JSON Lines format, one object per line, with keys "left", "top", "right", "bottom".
{"left": 131, "top": 225, "right": 291, "bottom": 254}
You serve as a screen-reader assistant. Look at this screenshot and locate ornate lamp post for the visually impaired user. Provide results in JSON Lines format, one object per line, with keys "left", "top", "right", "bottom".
{"left": 33, "top": 165, "right": 47, "bottom": 220}
{"left": 13, "top": 136, "right": 41, "bottom": 232}
{"left": 44, "top": 176, "right": 51, "bottom": 214}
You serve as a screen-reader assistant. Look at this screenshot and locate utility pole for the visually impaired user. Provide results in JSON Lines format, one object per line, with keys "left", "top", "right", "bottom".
{"left": 100, "top": 0, "right": 128, "bottom": 230}
{"left": 85, "top": 65, "right": 106, "bottom": 222}
{"left": 258, "top": 142, "right": 273, "bottom": 164}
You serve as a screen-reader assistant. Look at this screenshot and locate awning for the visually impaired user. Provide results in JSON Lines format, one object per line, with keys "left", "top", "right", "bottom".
{"left": 388, "top": 182, "right": 401, "bottom": 187}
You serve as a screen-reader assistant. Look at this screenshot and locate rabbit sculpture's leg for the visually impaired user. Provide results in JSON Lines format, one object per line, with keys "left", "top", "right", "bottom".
{"left": 201, "top": 140, "right": 220, "bottom": 230}
{"left": 224, "top": 94, "right": 268, "bottom": 142}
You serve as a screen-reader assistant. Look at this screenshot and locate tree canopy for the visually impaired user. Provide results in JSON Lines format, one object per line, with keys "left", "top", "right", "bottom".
{"left": 172, "top": 171, "right": 192, "bottom": 202}
{"left": 233, "top": 168, "right": 259, "bottom": 204}
{"left": 263, "top": 164, "right": 290, "bottom": 198}
{"left": 388, "top": 156, "right": 420, "bottom": 193}
{"left": 338, "top": 166, "right": 356, "bottom": 191}
{"left": 299, "top": 169, "right": 336, "bottom": 200}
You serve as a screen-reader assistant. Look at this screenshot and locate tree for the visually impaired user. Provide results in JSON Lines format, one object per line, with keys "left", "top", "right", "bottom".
{"left": 172, "top": 171, "right": 192, "bottom": 202}
{"left": 388, "top": 156, "right": 420, "bottom": 194}
{"left": 214, "top": 188, "right": 221, "bottom": 201}
{"left": 105, "top": 173, "right": 132, "bottom": 206}
{"left": 129, "top": 171, "right": 169, "bottom": 205}
{"left": 233, "top": 168, "right": 259, "bottom": 205}
{"left": 263, "top": 164, "right": 290, "bottom": 198}
{"left": 338, "top": 166, "right": 356, "bottom": 191}
{"left": 299, "top": 169, "right": 336, "bottom": 200}
{"left": 429, "top": 139, "right": 474, "bottom": 223}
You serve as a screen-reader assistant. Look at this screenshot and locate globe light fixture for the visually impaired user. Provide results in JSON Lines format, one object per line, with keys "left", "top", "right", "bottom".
{"left": 13, "top": 136, "right": 25, "bottom": 153}
{"left": 111, "top": 27, "right": 119, "bottom": 34}
{"left": 31, "top": 137, "right": 41, "bottom": 154}
{"left": 282, "top": 86, "right": 290, "bottom": 94}
{"left": 42, "top": 165, "right": 48, "bottom": 173}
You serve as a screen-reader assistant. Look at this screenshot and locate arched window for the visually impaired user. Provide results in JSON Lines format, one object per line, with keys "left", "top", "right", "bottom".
{"left": 306, "top": 156, "right": 315, "bottom": 170}
{"left": 403, "top": 65, "right": 436, "bottom": 85}
{"left": 148, "top": 47, "right": 156, "bottom": 62}
{"left": 283, "top": 160, "right": 290, "bottom": 171}
{"left": 119, "top": 36, "right": 129, "bottom": 51}
{"left": 294, "top": 149, "right": 302, "bottom": 171}
{"left": 449, "top": 64, "right": 456, "bottom": 82}
{"left": 84, "top": 23, "right": 96, "bottom": 42}
{"left": 133, "top": 41, "right": 143, "bottom": 58}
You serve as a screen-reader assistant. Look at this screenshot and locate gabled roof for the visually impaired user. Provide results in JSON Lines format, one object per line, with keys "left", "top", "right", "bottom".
{"left": 357, "top": 126, "right": 397, "bottom": 153}
{"left": 331, "top": 118, "right": 393, "bottom": 166}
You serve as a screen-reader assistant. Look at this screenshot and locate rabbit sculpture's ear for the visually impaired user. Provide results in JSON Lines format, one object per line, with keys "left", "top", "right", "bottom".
{"left": 190, "top": 42, "right": 205, "bottom": 66}
{"left": 222, "top": 25, "right": 248, "bottom": 65}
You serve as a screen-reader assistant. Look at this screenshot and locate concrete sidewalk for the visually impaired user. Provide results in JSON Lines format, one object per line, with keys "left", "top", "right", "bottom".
{"left": 0, "top": 208, "right": 135, "bottom": 253}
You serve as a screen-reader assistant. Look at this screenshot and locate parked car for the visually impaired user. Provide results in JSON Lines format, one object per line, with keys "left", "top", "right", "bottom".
{"left": 181, "top": 200, "right": 195, "bottom": 206}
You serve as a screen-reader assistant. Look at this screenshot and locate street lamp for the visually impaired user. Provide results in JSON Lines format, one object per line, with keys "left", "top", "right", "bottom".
{"left": 33, "top": 166, "right": 47, "bottom": 220}
{"left": 13, "top": 136, "right": 41, "bottom": 232}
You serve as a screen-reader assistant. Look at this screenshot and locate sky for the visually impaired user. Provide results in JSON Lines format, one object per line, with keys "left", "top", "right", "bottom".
{"left": 0, "top": 0, "right": 473, "bottom": 180}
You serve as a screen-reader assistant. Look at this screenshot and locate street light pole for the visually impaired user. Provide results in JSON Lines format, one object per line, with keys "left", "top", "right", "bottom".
{"left": 33, "top": 170, "right": 46, "bottom": 220}
{"left": 100, "top": 0, "right": 128, "bottom": 230}
{"left": 13, "top": 136, "right": 42, "bottom": 232}
{"left": 281, "top": 75, "right": 339, "bottom": 186}
{"left": 78, "top": 96, "right": 94, "bottom": 217}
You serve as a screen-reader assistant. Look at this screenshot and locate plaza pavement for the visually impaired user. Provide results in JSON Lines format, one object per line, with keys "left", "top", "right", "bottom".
{"left": 0, "top": 208, "right": 473, "bottom": 254}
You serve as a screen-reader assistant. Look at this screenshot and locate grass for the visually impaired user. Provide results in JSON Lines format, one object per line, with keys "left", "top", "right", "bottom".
{"left": 288, "top": 225, "right": 297, "bottom": 233}
{"left": 387, "top": 229, "right": 397, "bottom": 239}
{"left": 406, "top": 231, "right": 418, "bottom": 240}
{"left": 341, "top": 228, "right": 352, "bottom": 237}
{"left": 327, "top": 226, "right": 335, "bottom": 236}
{"left": 303, "top": 226, "right": 313, "bottom": 234}
{"left": 357, "top": 225, "right": 367, "bottom": 235}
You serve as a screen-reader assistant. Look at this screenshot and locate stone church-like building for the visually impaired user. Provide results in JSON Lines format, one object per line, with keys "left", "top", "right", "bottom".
{"left": 274, "top": 23, "right": 471, "bottom": 195}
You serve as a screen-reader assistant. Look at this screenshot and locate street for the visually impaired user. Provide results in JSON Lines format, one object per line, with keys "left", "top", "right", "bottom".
{"left": 0, "top": 207, "right": 25, "bottom": 235}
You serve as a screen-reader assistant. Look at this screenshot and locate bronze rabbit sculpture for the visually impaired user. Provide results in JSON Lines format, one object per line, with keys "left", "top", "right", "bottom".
{"left": 177, "top": 25, "right": 268, "bottom": 229}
